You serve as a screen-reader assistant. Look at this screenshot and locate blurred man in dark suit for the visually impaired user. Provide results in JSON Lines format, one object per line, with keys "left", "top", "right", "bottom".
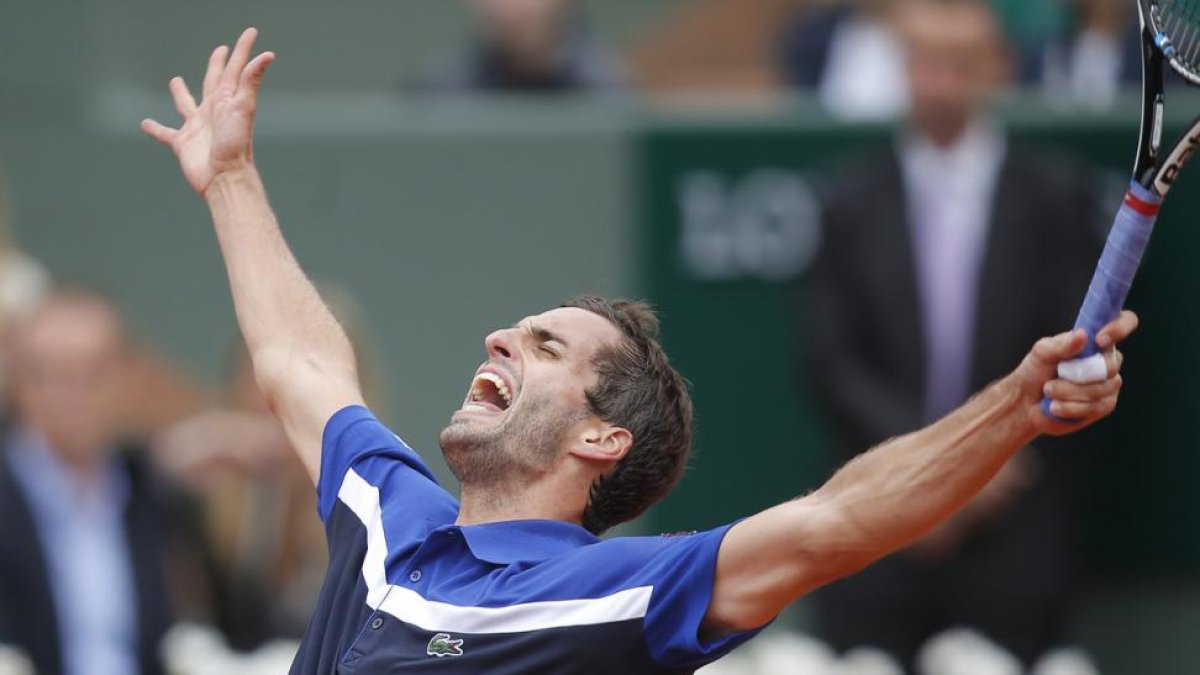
{"left": 0, "top": 290, "right": 170, "bottom": 675}
{"left": 811, "top": 0, "right": 1105, "bottom": 669}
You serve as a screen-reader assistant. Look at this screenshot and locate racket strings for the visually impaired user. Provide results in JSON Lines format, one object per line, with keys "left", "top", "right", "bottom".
{"left": 1157, "top": 0, "right": 1200, "bottom": 76}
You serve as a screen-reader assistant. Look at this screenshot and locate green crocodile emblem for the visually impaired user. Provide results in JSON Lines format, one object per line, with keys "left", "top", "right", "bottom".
{"left": 427, "top": 633, "right": 465, "bottom": 658}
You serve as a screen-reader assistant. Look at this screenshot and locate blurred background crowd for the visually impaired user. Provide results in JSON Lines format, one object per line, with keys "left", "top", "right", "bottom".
{"left": 1, "top": 1, "right": 1197, "bottom": 674}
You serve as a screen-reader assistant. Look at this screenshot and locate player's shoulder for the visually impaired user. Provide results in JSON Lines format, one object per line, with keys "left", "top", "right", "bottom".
{"left": 318, "top": 404, "right": 454, "bottom": 523}
{"left": 581, "top": 525, "right": 733, "bottom": 564}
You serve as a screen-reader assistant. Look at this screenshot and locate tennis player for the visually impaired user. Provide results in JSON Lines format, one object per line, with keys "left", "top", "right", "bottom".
{"left": 142, "top": 29, "right": 1136, "bottom": 674}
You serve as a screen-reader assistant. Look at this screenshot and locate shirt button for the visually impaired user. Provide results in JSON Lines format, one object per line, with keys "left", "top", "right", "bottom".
{"left": 371, "top": 617, "right": 384, "bottom": 630}
{"left": 409, "top": 570, "right": 423, "bottom": 583}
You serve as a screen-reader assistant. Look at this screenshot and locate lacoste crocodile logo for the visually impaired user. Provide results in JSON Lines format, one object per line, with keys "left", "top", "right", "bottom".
{"left": 427, "top": 633, "right": 465, "bottom": 657}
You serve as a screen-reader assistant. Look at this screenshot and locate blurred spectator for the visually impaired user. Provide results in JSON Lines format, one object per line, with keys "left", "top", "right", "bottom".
{"left": 153, "top": 284, "right": 386, "bottom": 650}
{"left": 1032, "top": 0, "right": 1141, "bottom": 110}
{"left": 2, "top": 164, "right": 200, "bottom": 437}
{"left": 0, "top": 165, "right": 50, "bottom": 347}
{"left": 778, "top": 0, "right": 909, "bottom": 120}
{"left": 0, "top": 290, "right": 171, "bottom": 675}
{"left": 990, "top": 0, "right": 1071, "bottom": 71}
{"left": 810, "top": 0, "right": 1105, "bottom": 669}
{"left": 412, "top": 0, "right": 626, "bottom": 95}
{"left": 154, "top": 346, "right": 323, "bottom": 650}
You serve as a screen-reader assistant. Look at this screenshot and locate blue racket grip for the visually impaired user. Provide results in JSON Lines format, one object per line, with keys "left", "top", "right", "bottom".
{"left": 1041, "top": 181, "right": 1160, "bottom": 420}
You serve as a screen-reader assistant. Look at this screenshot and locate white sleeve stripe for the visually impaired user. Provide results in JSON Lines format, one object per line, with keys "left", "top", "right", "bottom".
{"left": 337, "top": 469, "right": 390, "bottom": 608}
{"left": 337, "top": 467, "right": 654, "bottom": 634}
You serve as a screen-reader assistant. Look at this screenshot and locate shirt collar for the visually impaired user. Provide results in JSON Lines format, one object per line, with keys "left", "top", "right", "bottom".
{"left": 456, "top": 519, "right": 600, "bottom": 565}
{"left": 899, "top": 116, "right": 1006, "bottom": 177}
{"left": 5, "top": 426, "right": 128, "bottom": 515}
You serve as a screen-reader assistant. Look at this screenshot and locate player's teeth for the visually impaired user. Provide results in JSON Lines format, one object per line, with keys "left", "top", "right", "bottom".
{"left": 473, "top": 372, "right": 513, "bottom": 407}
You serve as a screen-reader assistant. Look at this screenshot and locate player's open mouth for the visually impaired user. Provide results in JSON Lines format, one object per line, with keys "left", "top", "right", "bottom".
{"left": 461, "top": 370, "right": 514, "bottom": 414}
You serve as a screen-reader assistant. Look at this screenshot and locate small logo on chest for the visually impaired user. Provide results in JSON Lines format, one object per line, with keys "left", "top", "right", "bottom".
{"left": 427, "top": 633, "right": 465, "bottom": 657}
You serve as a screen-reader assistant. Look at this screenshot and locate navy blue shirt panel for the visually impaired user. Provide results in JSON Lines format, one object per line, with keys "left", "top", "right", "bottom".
{"left": 341, "top": 614, "right": 661, "bottom": 674}
{"left": 289, "top": 499, "right": 371, "bottom": 675}
{"left": 293, "top": 405, "right": 764, "bottom": 674}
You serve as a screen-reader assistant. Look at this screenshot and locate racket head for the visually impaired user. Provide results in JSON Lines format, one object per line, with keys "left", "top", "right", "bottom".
{"left": 1144, "top": 0, "right": 1200, "bottom": 84}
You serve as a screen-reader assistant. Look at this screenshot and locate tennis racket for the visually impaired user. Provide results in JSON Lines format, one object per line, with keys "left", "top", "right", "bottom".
{"left": 1043, "top": 0, "right": 1200, "bottom": 418}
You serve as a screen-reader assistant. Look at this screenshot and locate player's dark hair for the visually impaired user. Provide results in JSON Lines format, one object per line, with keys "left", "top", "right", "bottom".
{"left": 561, "top": 296, "right": 692, "bottom": 535}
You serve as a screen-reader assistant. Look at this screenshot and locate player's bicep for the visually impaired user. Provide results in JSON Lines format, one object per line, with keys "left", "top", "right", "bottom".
{"left": 705, "top": 497, "right": 862, "bottom": 633}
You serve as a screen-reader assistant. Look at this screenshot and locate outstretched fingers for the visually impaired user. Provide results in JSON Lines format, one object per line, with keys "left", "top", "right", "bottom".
{"left": 220, "top": 27, "right": 259, "bottom": 94}
{"left": 141, "top": 118, "right": 178, "bottom": 147}
{"left": 169, "top": 77, "right": 196, "bottom": 118}
{"left": 237, "top": 51, "right": 276, "bottom": 100}
{"left": 202, "top": 45, "right": 230, "bottom": 100}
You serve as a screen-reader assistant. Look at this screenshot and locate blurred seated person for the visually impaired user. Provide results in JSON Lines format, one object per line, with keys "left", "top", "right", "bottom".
{"left": 0, "top": 164, "right": 50, "bottom": 344}
{"left": 1, "top": 165, "right": 198, "bottom": 434}
{"left": 153, "top": 285, "right": 386, "bottom": 649}
{"left": 0, "top": 290, "right": 171, "bottom": 675}
{"left": 412, "top": 0, "right": 626, "bottom": 95}
{"left": 777, "top": 0, "right": 909, "bottom": 120}
{"left": 1030, "top": 0, "right": 1141, "bottom": 110}
{"left": 811, "top": 0, "right": 1104, "bottom": 669}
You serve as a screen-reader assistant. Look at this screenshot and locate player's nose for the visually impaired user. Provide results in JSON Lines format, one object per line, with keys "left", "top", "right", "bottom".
{"left": 484, "top": 328, "right": 515, "bottom": 361}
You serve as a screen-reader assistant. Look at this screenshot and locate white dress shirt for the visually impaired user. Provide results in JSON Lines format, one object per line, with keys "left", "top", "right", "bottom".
{"left": 6, "top": 429, "right": 139, "bottom": 675}
{"left": 900, "top": 120, "right": 1007, "bottom": 422}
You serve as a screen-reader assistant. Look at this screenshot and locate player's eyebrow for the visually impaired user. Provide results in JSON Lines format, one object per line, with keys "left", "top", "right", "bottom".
{"left": 515, "top": 321, "right": 569, "bottom": 348}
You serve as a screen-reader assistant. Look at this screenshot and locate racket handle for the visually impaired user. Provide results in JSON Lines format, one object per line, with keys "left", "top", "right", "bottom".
{"left": 1041, "top": 180, "right": 1160, "bottom": 420}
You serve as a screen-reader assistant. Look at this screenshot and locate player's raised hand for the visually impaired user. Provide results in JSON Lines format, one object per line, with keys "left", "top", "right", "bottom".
{"left": 141, "top": 28, "right": 275, "bottom": 196}
{"left": 1016, "top": 310, "right": 1138, "bottom": 435}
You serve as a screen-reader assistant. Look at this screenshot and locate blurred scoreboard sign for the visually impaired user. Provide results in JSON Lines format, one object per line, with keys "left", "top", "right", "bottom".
{"left": 634, "top": 113, "right": 886, "bottom": 536}
{"left": 677, "top": 168, "right": 822, "bottom": 281}
{"left": 635, "top": 102, "right": 1200, "bottom": 574}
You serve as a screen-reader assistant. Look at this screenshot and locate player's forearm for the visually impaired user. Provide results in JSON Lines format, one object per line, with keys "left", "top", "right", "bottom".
{"left": 810, "top": 373, "right": 1036, "bottom": 567}
{"left": 711, "top": 323, "right": 1130, "bottom": 632}
{"left": 204, "top": 167, "right": 357, "bottom": 397}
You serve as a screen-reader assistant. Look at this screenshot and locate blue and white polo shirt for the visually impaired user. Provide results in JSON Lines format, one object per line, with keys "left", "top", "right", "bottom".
{"left": 289, "top": 405, "right": 763, "bottom": 674}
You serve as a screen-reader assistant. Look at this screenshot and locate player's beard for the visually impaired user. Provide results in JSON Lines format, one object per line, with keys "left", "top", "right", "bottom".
{"left": 439, "top": 388, "right": 582, "bottom": 490}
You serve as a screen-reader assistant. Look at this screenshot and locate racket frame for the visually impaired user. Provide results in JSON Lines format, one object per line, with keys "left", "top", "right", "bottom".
{"left": 1139, "top": 0, "right": 1200, "bottom": 196}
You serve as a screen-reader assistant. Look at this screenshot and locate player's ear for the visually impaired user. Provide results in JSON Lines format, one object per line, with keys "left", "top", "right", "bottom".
{"left": 572, "top": 421, "right": 632, "bottom": 464}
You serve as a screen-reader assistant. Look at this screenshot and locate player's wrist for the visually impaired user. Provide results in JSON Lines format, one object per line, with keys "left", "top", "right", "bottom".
{"left": 204, "top": 164, "right": 263, "bottom": 204}
{"left": 992, "top": 373, "right": 1042, "bottom": 439}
